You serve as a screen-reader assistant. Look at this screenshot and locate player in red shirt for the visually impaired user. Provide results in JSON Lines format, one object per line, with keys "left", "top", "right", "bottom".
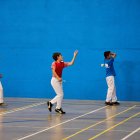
{"left": 47, "top": 50, "right": 78, "bottom": 114}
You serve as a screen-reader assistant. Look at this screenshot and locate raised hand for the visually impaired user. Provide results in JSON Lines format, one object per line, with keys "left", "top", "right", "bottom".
{"left": 74, "top": 50, "right": 78, "bottom": 57}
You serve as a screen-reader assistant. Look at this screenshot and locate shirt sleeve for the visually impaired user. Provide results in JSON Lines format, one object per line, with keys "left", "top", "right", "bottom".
{"left": 108, "top": 58, "right": 114, "bottom": 66}
{"left": 64, "top": 62, "right": 69, "bottom": 67}
{"left": 51, "top": 62, "right": 56, "bottom": 69}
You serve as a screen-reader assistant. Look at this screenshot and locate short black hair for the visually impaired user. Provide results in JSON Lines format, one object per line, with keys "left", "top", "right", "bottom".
{"left": 52, "top": 52, "right": 61, "bottom": 61}
{"left": 104, "top": 51, "right": 111, "bottom": 58}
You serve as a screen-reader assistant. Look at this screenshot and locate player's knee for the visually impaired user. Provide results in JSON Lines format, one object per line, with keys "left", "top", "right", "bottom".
{"left": 0, "top": 88, "right": 3, "bottom": 92}
{"left": 58, "top": 93, "right": 63, "bottom": 98}
{"left": 108, "top": 87, "right": 115, "bottom": 91}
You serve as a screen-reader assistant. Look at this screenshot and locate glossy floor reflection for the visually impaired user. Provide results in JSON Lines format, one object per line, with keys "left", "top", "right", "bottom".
{"left": 0, "top": 98, "right": 140, "bottom": 140}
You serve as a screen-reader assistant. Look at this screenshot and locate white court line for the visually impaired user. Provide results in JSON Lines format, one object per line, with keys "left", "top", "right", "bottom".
{"left": 121, "top": 127, "right": 140, "bottom": 140}
{"left": 16, "top": 106, "right": 107, "bottom": 140}
{"left": 0, "top": 102, "right": 46, "bottom": 116}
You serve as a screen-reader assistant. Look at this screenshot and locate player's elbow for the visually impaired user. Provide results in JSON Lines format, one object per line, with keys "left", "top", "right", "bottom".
{"left": 68, "top": 62, "right": 73, "bottom": 66}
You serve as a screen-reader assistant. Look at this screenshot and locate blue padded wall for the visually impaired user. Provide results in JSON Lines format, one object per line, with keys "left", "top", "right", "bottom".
{"left": 0, "top": 0, "right": 140, "bottom": 101}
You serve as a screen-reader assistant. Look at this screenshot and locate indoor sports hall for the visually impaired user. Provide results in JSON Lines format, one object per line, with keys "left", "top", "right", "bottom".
{"left": 0, "top": 0, "right": 140, "bottom": 140}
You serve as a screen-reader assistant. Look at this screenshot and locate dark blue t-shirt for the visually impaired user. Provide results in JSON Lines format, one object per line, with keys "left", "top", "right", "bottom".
{"left": 104, "top": 58, "right": 116, "bottom": 77}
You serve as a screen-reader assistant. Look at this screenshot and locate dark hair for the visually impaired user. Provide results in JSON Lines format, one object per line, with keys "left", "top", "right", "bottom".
{"left": 52, "top": 52, "right": 61, "bottom": 61}
{"left": 104, "top": 51, "right": 111, "bottom": 58}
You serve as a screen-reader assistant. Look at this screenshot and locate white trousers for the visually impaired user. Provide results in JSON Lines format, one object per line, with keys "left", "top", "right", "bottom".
{"left": 106, "top": 76, "right": 117, "bottom": 102}
{"left": 0, "top": 82, "right": 3, "bottom": 103}
{"left": 51, "top": 77, "right": 64, "bottom": 109}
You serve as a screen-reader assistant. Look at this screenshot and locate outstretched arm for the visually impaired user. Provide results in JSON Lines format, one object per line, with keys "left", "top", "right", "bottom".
{"left": 68, "top": 50, "right": 78, "bottom": 66}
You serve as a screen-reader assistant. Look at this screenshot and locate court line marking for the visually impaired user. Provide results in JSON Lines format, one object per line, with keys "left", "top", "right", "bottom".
{"left": 0, "top": 125, "right": 136, "bottom": 134}
{"left": 89, "top": 111, "right": 140, "bottom": 140}
{"left": 121, "top": 127, "right": 140, "bottom": 140}
{"left": 16, "top": 106, "right": 107, "bottom": 140}
{"left": 62, "top": 105, "right": 136, "bottom": 140}
{"left": 0, "top": 125, "right": 136, "bottom": 133}
{"left": 63, "top": 128, "right": 137, "bottom": 133}
{"left": 0, "top": 102, "right": 46, "bottom": 116}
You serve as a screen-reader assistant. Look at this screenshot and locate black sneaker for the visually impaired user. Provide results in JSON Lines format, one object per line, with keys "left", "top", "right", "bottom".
{"left": 55, "top": 108, "right": 66, "bottom": 114}
{"left": 0, "top": 103, "right": 8, "bottom": 106}
{"left": 47, "top": 101, "right": 53, "bottom": 112}
{"left": 105, "top": 102, "right": 113, "bottom": 106}
{"left": 112, "top": 102, "right": 120, "bottom": 105}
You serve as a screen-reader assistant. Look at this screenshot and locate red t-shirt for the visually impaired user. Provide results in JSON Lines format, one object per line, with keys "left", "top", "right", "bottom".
{"left": 51, "top": 61, "right": 69, "bottom": 78}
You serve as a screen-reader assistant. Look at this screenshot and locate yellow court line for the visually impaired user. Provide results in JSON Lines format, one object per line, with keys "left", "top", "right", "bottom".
{"left": 89, "top": 111, "right": 140, "bottom": 140}
{"left": 62, "top": 105, "right": 136, "bottom": 140}
{"left": 16, "top": 106, "right": 108, "bottom": 140}
{"left": 0, "top": 102, "right": 46, "bottom": 116}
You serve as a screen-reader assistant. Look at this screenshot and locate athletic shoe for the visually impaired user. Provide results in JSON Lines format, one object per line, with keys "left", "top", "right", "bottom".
{"left": 47, "top": 101, "right": 53, "bottom": 112}
{"left": 55, "top": 108, "right": 66, "bottom": 114}
{"left": 105, "top": 102, "right": 113, "bottom": 106}
{"left": 112, "top": 102, "right": 120, "bottom": 105}
{"left": 0, "top": 103, "right": 8, "bottom": 106}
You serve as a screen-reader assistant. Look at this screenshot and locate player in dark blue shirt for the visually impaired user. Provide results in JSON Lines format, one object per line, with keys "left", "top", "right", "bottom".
{"left": 104, "top": 51, "right": 120, "bottom": 106}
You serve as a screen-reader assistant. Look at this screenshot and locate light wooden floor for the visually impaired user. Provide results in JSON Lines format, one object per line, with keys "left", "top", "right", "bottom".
{"left": 0, "top": 98, "right": 140, "bottom": 140}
